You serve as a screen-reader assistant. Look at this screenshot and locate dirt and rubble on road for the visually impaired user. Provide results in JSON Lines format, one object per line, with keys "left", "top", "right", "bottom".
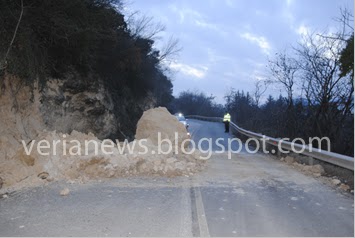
{"left": 279, "top": 156, "right": 353, "bottom": 193}
{"left": 0, "top": 107, "right": 205, "bottom": 193}
{"left": 280, "top": 156, "right": 325, "bottom": 176}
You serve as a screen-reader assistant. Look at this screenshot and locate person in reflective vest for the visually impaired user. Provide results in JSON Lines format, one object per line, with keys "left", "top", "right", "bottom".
{"left": 223, "top": 112, "right": 231, "bottom": 133}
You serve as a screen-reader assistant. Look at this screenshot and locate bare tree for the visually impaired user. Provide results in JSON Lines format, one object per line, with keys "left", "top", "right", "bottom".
{"left": 126, "top": 12, "right": 181, "bottom": 63}
{"left": 296, "top": 31, "right": 353, "bottom": 146}
{"left": 224, "top": 88, "right": 236, "bottom": 112}
{"left": 253, "top": 79, "right": 269, "bottom": 107}
{"left": 127, "top": 13, "right": 166, "bottom": 40}
{"left": 335, "top": 7, "right": 353, "bottom": 38}
{"left": 158, "top": 36, "right": 182, "bottom": 63}
{"left": 268, "top": 52, "right": 299, "bottom": 107}
{"left": 315, "top": 8, "right": 353, "bottom": 43}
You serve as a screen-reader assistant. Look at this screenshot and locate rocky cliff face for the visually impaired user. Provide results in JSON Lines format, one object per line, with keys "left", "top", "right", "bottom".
{"left": 0, "top": 73, "right": 117, "bottom": 149}
{"left": 0, "top": 74, "right": 44, "bottom": 162}
{"left": 39, "top": 72, "right": 117, "bottom": 139}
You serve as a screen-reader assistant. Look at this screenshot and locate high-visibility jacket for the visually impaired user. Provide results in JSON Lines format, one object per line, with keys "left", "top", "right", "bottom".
{"left": 223, "top": 113, "right": 231, "bottom": 122}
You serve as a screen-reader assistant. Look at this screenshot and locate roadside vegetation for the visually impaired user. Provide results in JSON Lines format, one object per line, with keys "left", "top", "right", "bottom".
{"left": 0, "top": 0, "right": 177, "bottom": 139}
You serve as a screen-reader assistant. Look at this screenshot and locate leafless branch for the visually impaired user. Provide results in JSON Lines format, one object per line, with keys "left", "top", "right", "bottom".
{"left": 253, "top": 80, "right": 269, "bottom": 107}
{"left": 158, "top": 36, "right": 182, "bottom": 62}
{"left": 268, "top": 52, "right": 299, "bottom": 105}
{"left": 128, "top": 13, "right": 166, "bottom": 40}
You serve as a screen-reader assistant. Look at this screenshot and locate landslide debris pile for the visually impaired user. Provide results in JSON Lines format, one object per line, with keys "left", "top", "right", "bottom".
{"left": 0, "top": 107, "right": 205, "bottom": 191}
{"left": 136, "top": 107, "right": 190, "bottom": 148}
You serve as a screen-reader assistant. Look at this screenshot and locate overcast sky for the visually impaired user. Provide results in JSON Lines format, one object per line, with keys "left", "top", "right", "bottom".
{"left": 125, "top": 0, "right": 353, "bottom": 104}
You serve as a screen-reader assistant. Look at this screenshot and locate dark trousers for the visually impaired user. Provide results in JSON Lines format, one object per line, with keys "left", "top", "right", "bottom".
{"left": 224, "top": 121, "right": 229, "bottom": 132}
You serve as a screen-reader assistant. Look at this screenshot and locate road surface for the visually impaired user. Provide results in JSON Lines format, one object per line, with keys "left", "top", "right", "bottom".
{"left": 0, "top": 119, "right": 353, "bottom": 236}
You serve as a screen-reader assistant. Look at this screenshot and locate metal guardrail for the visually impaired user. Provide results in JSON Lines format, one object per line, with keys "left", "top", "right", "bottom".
{"left": 186, "top": 115, "right": 354, "bottom": 171}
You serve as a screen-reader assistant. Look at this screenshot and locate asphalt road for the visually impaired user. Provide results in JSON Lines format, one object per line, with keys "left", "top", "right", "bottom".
{"left": 0, "top": 119, "right": 353, "bottom": 236}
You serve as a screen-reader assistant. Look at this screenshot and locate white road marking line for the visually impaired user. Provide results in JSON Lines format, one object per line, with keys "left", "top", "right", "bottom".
{"left": 194, "top": 187, "right": 210, "bottom": 237}
{"left": 179, "top": 188, "right": 193, "bottom": 237}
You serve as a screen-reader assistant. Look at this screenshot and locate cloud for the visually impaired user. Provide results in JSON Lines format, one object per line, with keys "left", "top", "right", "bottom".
{"left": 169, "top": 62, "right": 208, "bottom": 79}
{"left": 296, "top": 24, "right": 310, "bottom": 36}
{"left": 169, "top": 5, "right": 203, "bottom": 24}
{"left": 194, "top": 19, "right": 217, "bottom": 30}
{"left": 240, "top": 32, "right": 271, "bottom": 55}
{"left": 169, "top": 5, "right": 226, "bottom": 36}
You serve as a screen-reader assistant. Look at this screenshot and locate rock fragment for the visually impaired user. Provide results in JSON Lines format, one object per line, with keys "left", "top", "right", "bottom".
{"left": 60, "top": 188, "right": 70, "bottom": 196}
{"left": 339, "top": 184, "right": 350, "bottom": 191}
{"left": 311, "top": 164, "right": 325, "bottom": 175}
{"left": 284, "top": 156, "right": 294, "bottom": 164}
{"left": 332, "top": 179, "right": 341, "bottom": 185}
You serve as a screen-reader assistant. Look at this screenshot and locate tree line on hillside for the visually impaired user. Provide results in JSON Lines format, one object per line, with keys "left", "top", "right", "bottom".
{"left": 171, "top": 9, "right": 354, "bottom": 156}
{"left": 0, "top": 0, "right": 176, "bottom": 139}
{"left": 169, "top": 90, "right": 224, "bottom": 117}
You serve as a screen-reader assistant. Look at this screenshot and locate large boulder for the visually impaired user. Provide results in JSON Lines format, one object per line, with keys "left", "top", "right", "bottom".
{"left": 135, "top": 107, "right": 189, "bottom": 149}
